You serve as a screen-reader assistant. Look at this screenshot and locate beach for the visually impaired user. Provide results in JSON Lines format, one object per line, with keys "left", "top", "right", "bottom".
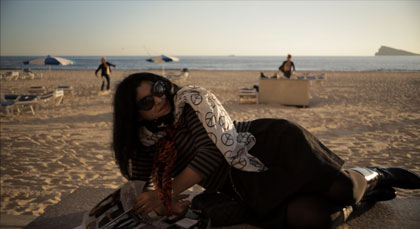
{"left": 1, "top": 69, "right": 420, "bottom": 217}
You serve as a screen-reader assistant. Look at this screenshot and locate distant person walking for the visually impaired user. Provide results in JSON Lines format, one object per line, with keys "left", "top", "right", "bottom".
{"left": 279, "top": 54, "right": 295, "bottom": 79}
{"left": 95, "top": 57, "right": 116, "bottom": 91}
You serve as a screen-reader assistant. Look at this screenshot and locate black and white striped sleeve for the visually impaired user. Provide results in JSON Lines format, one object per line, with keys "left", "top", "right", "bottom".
{"left": 183, "top": 105, "right": 225, "bottom": 180}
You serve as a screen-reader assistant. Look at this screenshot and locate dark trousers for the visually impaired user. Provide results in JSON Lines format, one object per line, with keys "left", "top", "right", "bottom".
{"left": 101, "top": 74, "right": 110, "bottom": 91}
{"left": 221, "top": 168, "right": 367, "bottom": 228}
{"left": 283, "top": 71, "right": 292, "bottom": 79}
{"left": 255, "top": 169, "right": 367, "bottom": 228}
{"left": 220, "top": 119, "right": 367, "bottom": 227}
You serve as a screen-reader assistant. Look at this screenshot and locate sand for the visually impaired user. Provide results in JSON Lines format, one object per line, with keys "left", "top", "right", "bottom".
{"left": 1, "top": 69, "right": 419, "bottom": 217}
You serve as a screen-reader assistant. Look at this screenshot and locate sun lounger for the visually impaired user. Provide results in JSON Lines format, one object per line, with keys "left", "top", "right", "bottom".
{"left": 14, "top": 95, "right": 40, "bottom": 115}
{"left": 295, "top": 74, "right": 326, "bottom": 81}
{"left": 2, "top": 89, "right": 64, "bottom": 115}
{"left": 293, "top": 73, "right": 326, "bottom": 86}
{"left": 0, "top": 94, "right": 20, "bottom": 116}
{"left": 39, "top": 89, "right": 64, "bottom": 106}
{"left": 0, "top": 100, "right": 16, "bottom": 116}
{"left": 306, "top": 76, "right": 316, "bottom": 81}
{"left": 2, "top": 72, "right": 19, "bottom": 81}
{"left": 17, "top": 73, "right": 27, "bottom": 80}
{"left": 166, "top": 68, "right": 190, "bottom": 85}
{"left": 20, "top": 68, "right": 42, "bottom": 80}
{"left": 316, "top": 73, "right": 326, "bottom": 80}
{"left": 34, "top": 72, "right": 43, "bottom": 79}
{"left": 4, "top": 94, "right": 22, "bottom": 101}
{"left": 19, "top": 72, "right": 35, "bottom": 80}
{"left": 28, "top": 86, "right": 47, "bottom": 94}
{"left": 58, "top": 85, "right": 74, "bottom": 96}
{"left": 238, "top": 88, "right": 259, "bottom": 104}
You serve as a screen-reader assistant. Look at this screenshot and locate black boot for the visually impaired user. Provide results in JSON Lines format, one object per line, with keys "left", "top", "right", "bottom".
{"left": 351, "top": 167, "right": 420, "bottom": 191}
{"left": 350, "top": 167, "right": 420, "bottom": 203}
{"left": 331, "top": 186, "right": 397, "bottom": 228}
{"left": 361, "top": 186, "right": 396, "bottom": 202}
{"left": 330, "top": 200, "right": 377, "bottom": 228}
{"left": 367, "top": 166, "right": 420, "bottom": 189}
{"left": 331, "top": 166, "right": 420, "bottom": 228}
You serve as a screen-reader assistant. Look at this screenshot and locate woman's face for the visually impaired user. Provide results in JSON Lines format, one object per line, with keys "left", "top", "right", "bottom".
{"left": 136, "top": 81, "right": 171, "bottom": 120}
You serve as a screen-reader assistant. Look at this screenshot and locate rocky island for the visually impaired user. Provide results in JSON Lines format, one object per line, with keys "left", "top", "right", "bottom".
{"left": 375, "top": 46, "right": 420, "bottom": 56}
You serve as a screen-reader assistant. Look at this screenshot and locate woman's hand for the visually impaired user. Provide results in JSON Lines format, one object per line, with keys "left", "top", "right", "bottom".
{"left": 172, "top": 194, "right": 191, "bottom": 216}
{"left": 154, "top": 194, "right": 191, "bottom": 217}
{"left": 134, "top": 190, "right": 161, "bottom": 216}
{"left": 134, "top": 167, "right": 200, "bottom": 216}
{"left": 135, "top": 191, "right": 190, "bottom": 217}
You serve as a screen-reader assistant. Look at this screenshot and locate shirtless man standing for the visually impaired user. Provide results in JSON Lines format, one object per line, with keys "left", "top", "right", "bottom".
{"left": 279, "top": 54, "right": 296, "bottom": 79}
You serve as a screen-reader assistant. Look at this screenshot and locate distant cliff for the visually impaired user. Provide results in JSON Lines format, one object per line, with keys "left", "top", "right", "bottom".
{"left": 375, "top": 46, "right": 420, "bottom": 56}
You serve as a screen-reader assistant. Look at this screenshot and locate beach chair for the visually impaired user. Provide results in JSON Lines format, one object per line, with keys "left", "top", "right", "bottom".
{"left": 316, "top": 73, "right": 326, "bottom": 80}
{"left": 166, "top": 68, "right": 190, "bottom": 85}
{"left": 238, "top": 88, "right": 259, "bottom": 104}
{"left": 2, "top": 88, "right": 64, "bottom": 115}
{"left": 3, "top": 71, "right": 19, "bottom": 81}
{"left": 0, "top": 94, "right": 19, "bottom": 116}
{"left": 17, "top": 72, "right": 27, "bottom": 80}
{"left": 39, "top": 89, "right": 64, "bottom": 106}
{"left": 23, "top": 68, "right": 32, "bottom": 73}
{"left": 4, "top": 94, "right": 40, "bottom": 115}
{"left": 14, "top": 95, "right": 40, "bottom": 115}
{"left": 0, "top": 100, "right": 16, "bottom": 116}
{"left": 34, "top": 72, "right": 43, "bottom": 79}
{"left": 58, "top": 85, "right": 74, "bottom": 96}
{"left": 20, "top": 68, "right": 38, "bottom": 80}
{"left": 306, "top": 76, "right": 316, "bottom": 81}
{"left": 28, "top": 86, "right": 47, "bottom": 94}
{"left": 19, "top": 72, "right": 35, "bottom": 80}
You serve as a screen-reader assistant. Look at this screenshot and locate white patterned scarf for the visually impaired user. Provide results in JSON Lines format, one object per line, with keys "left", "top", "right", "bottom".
{"left": 139, "top": 85, "right": 267, "bottom": 172}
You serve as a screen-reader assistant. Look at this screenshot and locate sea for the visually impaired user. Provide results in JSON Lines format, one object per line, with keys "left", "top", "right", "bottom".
{"left": 1, "top": 56, "right": 420, "bottom": 72}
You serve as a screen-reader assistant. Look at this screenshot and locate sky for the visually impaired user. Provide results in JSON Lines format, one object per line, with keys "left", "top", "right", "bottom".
{"left": 1, "top": 0, "right": 419, "bottom": 56}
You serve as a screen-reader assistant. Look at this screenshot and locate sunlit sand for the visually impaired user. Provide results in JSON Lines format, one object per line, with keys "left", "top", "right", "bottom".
{"left": 1, "top": 69, "right": 419, "bottom": 216}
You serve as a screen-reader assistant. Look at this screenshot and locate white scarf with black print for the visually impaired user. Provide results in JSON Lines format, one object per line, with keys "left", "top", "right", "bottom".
{"left": 139, "top": 85, "right": 267, "bottom": 172}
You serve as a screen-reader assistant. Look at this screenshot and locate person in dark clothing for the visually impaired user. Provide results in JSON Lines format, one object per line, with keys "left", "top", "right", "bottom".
{"left": 95, "top": 57, "right": 116, "bottom": 91}
{"left": 108, "top": 72, "right": 420, "bottom": 228}
{"left": 279, "top": 54, "right": 296, "bottom": 79}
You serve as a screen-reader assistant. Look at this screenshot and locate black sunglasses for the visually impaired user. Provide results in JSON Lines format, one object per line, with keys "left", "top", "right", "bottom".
{"left": 137, "top": 81, "right": 167, "bottom": 111}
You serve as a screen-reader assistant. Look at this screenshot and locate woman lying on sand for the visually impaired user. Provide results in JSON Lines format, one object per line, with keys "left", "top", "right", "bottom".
{"left": 110, "top": 72, "right": 420, "bottom": 228}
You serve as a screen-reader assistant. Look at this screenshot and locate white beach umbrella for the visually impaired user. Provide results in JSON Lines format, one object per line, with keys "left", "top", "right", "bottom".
{"left": 24, "top": 55, "right": 74, "bottom": 70}
{"left": 146, "top": 55, "right": 179, "bottom": 75}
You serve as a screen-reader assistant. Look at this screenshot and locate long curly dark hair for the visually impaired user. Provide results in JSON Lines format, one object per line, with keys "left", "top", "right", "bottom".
{"left": 113, "top": 72, "right": 178, "bottom": 179}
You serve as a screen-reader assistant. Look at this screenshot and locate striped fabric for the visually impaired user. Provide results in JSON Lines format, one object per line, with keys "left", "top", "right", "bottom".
{"left": 130, "top": 104, "right": 251, "bottom": 191}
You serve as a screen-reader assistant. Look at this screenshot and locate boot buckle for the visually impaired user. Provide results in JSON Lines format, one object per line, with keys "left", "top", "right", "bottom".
{"left": 351, "top": 168, "right": 378, "bottom": 182}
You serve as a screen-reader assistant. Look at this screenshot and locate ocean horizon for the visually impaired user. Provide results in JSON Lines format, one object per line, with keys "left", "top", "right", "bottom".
{"left": 1, "top": 55, "right": 420, "bottom": 72}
